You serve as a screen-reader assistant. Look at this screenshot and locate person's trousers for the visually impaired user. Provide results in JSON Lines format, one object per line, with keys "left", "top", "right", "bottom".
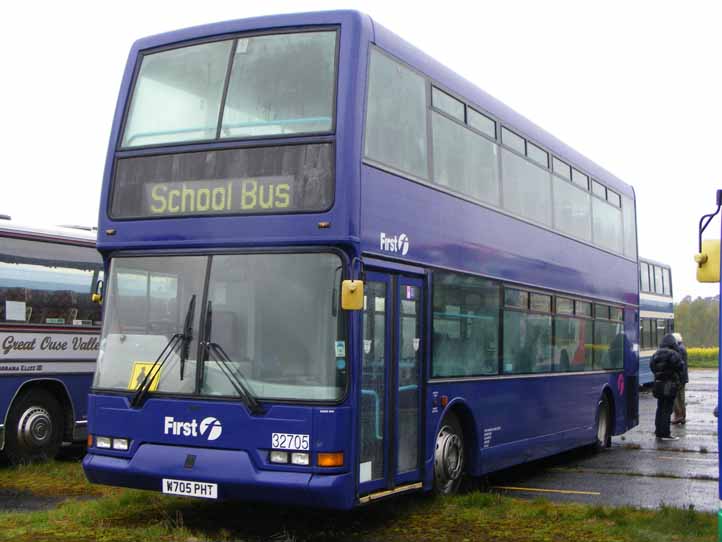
{"left": 673, "top": 385, "right": 686, "bottom": 422}
{"left": 655, "top": 395, "right": 675, "bottom": 437}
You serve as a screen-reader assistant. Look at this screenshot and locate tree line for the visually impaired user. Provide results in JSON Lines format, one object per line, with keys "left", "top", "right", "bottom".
{"left": 674, "top": 295, "right": 719, "bottom": 348}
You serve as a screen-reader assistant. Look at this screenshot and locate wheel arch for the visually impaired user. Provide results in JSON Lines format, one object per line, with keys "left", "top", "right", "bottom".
{"left": 438, "top": 398, "right": 480, "bottom": 476}
{"left": 1, "top": 378, "right": 75, "bottom": 450}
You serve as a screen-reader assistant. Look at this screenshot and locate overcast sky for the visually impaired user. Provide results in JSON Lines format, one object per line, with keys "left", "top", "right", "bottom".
{"left": 2, "top": 0, "right": 720, "bottom": 301}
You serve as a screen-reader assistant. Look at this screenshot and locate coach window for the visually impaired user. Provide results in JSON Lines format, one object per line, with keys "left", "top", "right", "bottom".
{"left": 663, "top": 268, "right": 671, "bottom": 296}
{"left": 575, "top": 300, "right": 592, "bottom": 318}
{"left": 607, "top": 190, "right": 621, "bottom": 208}
{"left": 553, "top": 157, "right": 571, "bottom": 180}
{"left": 432, "top": 272, "right": 500, "bottom": 377}
{"left": 554, "top": 298, "right": 593, "bottom": 372}
{"left": 432, "top": 112, "right": 500, "bottom": 206}
{"left": 503, "top": 288, "right": 552, "bottom": 374}
{"left": 221, "top": 31, "right": 337, "bottom": 138}
{"left": 123, "top": 40, "right": 232, "bottom": 146}
{"left": 501, "top": 127, "right": 525, "bottom": 154}
{"left": 571, "top": 168, "right": 588, "bottom": 189}
{"left": 553, "top": 174, "right": 592, "bottom": 241}
{"left": 527, "top": 143, "right": 549, "bottom": 167}
{"left": 656, "top": 319, "right": 667, "bottom": 343}
{"left": 653, "top": 265, "right": 664, "bottom": 295}
{"left": 592, "top": 180, "right": 606, "bottom": 199}
{"left": 432, "top": 87, "right": 465, "bottom": 121}
{"left": 365, "top": 49, "right": 428, "bottom": 179}
{"left": 501, "top": 147, "right": 552, "bottom": 227}
{"left": 641, "top": 318, "right": 653, "bottom": 349}
{"left": 593, "top": 304, "right": 624, "bottom": 369}
{"left": 622, "top": 195, "right": 637, "bottom": 259}
{"left": 0, "top": 238, "right": 103, "bottom": 327}
{"left": 640, "top": 262, "right": 650, "bottom": 292}
{"left": 467, "top": 108, "right": 496, "bottom": 139}
{"left": 592, "top": 196, "right": 623, "bottom": 253}
{"left": 504, "top": 288, "right": 528, "bottom": 309}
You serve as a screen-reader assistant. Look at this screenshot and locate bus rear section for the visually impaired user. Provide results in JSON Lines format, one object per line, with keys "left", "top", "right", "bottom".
{"left": 0, "top": 223, "right": 102, "bottom": 463}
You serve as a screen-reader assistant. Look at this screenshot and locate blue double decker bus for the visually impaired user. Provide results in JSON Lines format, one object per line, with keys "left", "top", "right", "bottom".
{"left": 84, "top": 11, "right": 639, "bottom": 508}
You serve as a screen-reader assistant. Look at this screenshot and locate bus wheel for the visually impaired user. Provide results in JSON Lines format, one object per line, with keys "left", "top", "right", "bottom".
{"left": 594, "top": 395, "right": 611, "bottom": 450}
{"left": 4, "top": 389, "right": 63, "bottom": 464}
{"left": 434, "top": 413, "right": 465, "bottom": 495}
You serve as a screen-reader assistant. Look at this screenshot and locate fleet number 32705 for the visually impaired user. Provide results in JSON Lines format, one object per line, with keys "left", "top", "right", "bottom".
{"left": 271, "top": 433, "right": 310, "bottom": 450}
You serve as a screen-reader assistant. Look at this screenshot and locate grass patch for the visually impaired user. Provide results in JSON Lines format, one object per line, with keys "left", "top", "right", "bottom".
{"left": 0, "top": 459, "right": 114, "bottom": 498}
{"left": 0, "top": 461, "right": 716, "bottom": 542}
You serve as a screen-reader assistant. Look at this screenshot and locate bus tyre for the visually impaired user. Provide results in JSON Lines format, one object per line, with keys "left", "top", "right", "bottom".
{"left": 434, "top": 413, "right": 465, "bottom": 495}
{"left": 4, "top": 389, "right": 63, "bottom": 464}
{"left": 594, "top": 395, "right": 612, "bottom": 451}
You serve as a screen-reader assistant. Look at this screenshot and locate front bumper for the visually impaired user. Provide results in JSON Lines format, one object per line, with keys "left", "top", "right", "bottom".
{"left": 83, "top": 443, "right": 356, "bottom": 509}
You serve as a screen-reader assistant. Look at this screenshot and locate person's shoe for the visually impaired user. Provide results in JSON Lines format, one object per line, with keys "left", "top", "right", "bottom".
{"left": 659, "top": 436, "right": 679, "bottom": 441}
{"left": 671, "top": 419, "right": 683, "bottom": 425}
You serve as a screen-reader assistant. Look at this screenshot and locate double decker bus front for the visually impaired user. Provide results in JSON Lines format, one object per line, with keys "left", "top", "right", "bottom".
{"left": 84, "top": 16, "right": 363, "bottom": 509}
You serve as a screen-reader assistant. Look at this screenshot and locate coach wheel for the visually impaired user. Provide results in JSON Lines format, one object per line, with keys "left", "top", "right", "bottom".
{"left": 3, "top": 389, "right": 63, "bottom": 464}
{"left": 434, "top": 413, "right": 465, "bottom": 495}
{"left": 594, "top": 395, "right": 611, "bottom": 450}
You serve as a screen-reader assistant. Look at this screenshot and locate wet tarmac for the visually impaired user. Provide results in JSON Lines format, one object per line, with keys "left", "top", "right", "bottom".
{"left": 491, "top": 369, "right": 719, "bottom": 512}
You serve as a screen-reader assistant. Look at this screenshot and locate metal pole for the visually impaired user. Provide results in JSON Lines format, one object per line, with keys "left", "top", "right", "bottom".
{"left": 718, "top": 211, "right": 721, "bottom": 542}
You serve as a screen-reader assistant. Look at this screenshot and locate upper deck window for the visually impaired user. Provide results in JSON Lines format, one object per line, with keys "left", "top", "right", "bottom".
{"left": 552, "top": 157, "right": 571, "bottom": 180}
{"left": 122, "top": 30, "right": 337, "bottom": 148}
{"left": 467, "top": 108, "right": 496, "bottom": 138}
{"left": 501, "top": 128, "right": 525, "bottom": 154}
{"left": 526, "top": 143, "right": 548, "bottom": 167}
{"left": 365, "top": 48, "right": 428, "bottom": 179}
{"left": 432, "top": 87, "right": 464, "bottom": 121}
{"left": 221, "top": 32, "right": 336, "bottom": 138}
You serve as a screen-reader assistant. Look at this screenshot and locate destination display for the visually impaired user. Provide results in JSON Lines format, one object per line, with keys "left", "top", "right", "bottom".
{"left": 111, "top": 143, "right": 334, "bottom": 219}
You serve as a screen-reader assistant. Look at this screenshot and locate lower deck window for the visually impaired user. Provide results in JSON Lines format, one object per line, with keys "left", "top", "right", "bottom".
{"left": 431, "top": 269, "right": 631, "bottom": 378}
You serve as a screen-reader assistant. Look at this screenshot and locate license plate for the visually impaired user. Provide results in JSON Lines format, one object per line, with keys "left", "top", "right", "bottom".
{"left": 162, "top": 478, "right": 218, "bottom": 499}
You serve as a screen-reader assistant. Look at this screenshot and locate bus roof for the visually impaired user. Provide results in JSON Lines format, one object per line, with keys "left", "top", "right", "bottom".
{"left": 128, "top": 10, "right": 634, "bottom": 200}
{"left": 0, "top": 221, "right": 97, "bottom": 245}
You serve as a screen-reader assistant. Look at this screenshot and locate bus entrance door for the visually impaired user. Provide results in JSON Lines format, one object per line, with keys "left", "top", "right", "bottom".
{"left": 358, "top": 271, "right": 424, "bottom": 501}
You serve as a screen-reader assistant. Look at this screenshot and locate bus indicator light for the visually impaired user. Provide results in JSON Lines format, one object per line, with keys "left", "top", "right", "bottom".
{"left": 317, "top": 452, "right": 344, "bottom": 467}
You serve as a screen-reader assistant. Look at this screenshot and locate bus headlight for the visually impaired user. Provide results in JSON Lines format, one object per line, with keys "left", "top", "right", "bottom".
{"left": 96, "top": 436, "right": 112, "bottom": 449}
{"left": 291, "top": 452, "right": 309, "bottom": 466}
{"left": 112, "top": 438, "right": 129, "bottom": 451}
{"left": 269, "top": 451, "right": 289, "bottom": 464}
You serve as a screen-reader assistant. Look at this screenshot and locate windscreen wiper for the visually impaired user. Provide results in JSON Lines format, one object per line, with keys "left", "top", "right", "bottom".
{"left": 179, "top": 294, "right": 197, "bottom": 381}
{"left": 202, "top": 300, "right": 263, "bottom": 415}
{"left": 131, "top": 295, "right": 196, "bottom": 408}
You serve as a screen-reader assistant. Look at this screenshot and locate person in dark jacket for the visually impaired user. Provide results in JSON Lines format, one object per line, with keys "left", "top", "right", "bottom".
{"left": 650, "top": 333, "right": 685, "bottom": 440}
{"left": 672, "top": 333, "right": 689, "bottom": 424}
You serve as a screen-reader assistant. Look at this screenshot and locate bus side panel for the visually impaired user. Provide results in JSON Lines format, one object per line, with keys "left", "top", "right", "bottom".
{"left": 428, "top": 373, "right": 621, "bottom": 476}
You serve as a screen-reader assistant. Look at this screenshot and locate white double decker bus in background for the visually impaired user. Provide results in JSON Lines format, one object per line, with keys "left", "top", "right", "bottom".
{"left": 0, "top": 219, "right": 102, "bottom": 462}
{"left": 638, "top": 258, "right": 674, "bottom": 385}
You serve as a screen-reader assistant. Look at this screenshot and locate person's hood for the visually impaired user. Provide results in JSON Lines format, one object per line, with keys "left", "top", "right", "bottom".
{"left": 661, "top": 333, "right": 679, "bottom": 350}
